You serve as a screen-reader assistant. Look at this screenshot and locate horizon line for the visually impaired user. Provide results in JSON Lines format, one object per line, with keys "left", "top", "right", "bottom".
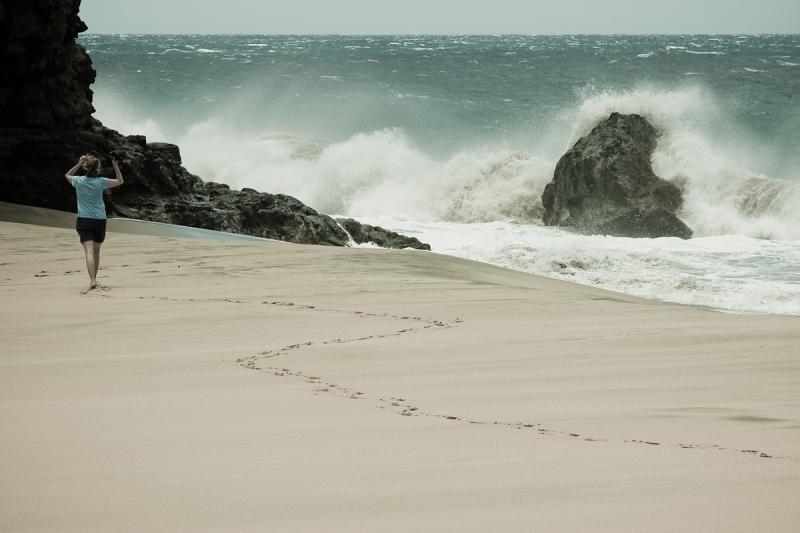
{"left": 80, "top": 32, "right": 800, "bottom": 37}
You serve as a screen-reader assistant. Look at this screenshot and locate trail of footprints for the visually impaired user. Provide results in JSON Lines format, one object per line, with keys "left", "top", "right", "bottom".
{"left": 89, "top": 292, "right": 790, "bottom": 463}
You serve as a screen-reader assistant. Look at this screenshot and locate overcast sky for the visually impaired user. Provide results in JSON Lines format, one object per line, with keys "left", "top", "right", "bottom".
{"left": 81, "top": 0, "right": 800, "bottom": 34}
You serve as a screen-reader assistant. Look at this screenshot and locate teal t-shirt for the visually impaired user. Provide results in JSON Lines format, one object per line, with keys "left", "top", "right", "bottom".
{"left": 71, "top": 176, "right": 112, "bottom": 219}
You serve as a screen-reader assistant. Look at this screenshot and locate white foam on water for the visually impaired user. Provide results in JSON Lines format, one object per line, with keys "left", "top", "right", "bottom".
{"left": 166, "top": 121, "right": 558, "bottom": 224}
{"left": 353, "top": 217, "right": 800, "bottom": 316}
{"left": 685, "top": 50, "right": 725, "bottom": 55}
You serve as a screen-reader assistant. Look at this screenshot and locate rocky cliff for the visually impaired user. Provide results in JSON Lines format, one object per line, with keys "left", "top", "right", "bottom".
{"left": 0, "top": 0, "right": 428, "bottom": 249}
{"left": 541, "top": 113, "right": 692, "bottom": 239}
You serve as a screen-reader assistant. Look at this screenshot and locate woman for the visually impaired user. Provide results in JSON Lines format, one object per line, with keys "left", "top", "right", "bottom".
{"left": 64, "top": 154, "right": 124, "bottom": 291}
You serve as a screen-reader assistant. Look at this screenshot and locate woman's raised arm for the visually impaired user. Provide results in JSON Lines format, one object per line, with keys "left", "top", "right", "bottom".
{"left": 64, "top": 155, "right": 87, "bottom": 184}
{"left": 106, "top": 158, "right": 125, "bottom": 188}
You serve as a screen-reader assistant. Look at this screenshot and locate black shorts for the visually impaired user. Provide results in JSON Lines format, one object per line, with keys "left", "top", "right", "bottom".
{"left": 76, "top": 217, "right": 107, "bottom": 244}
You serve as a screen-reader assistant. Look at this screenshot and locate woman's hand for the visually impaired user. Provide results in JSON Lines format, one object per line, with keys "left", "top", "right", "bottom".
{"left": 66, "top": 157, "right": 86, "bottom": 184}
{"left": 107, "top": 157, "right": 125, "bottom": 189}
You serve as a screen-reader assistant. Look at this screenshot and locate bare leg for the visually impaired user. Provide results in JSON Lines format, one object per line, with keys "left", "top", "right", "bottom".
{"left": 82, "top": 241, "right": 97, "bottom": 290}
{"left": 93, "top": 242, "right": 102, "bottom": 283}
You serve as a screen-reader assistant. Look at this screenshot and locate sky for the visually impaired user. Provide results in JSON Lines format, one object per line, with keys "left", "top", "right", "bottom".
{"left": 81, "top": 0, "right": 800, "bottom": 34}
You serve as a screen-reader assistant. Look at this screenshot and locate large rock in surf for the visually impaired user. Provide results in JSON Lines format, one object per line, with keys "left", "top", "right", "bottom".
{"left": 0, "top": 0, "right": 429, "bottom": 249}
{"left": 541, "top": 112, "right": 692, "bottom": 239}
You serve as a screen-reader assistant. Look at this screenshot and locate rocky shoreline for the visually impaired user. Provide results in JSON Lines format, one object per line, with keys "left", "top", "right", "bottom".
{"left": 0, "top": 0, "right": 429, "bottom": 250}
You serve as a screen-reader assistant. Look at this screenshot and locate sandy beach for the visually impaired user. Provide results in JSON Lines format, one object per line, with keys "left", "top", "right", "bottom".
{"left": 1, "top": 211, "right": 799, "bottom": 532}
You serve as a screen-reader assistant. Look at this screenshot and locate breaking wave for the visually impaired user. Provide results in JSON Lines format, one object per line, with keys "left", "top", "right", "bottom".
{"left": 96, "top": 85, "right": 800, "bottom": 240}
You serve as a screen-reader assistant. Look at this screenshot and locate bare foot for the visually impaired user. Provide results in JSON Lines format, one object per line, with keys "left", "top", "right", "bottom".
{"left": 89, "top": 281, "right": 97, "bottom": 291}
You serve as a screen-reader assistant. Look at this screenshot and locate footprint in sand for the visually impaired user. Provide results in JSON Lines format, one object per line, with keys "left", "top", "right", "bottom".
{"left": 80, "top": 285, "right": 111, "bottom": 295}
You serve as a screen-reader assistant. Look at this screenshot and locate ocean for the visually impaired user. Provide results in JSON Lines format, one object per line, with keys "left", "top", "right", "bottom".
{"left": 81, "top": 34, "right": 800, "bottom": 315}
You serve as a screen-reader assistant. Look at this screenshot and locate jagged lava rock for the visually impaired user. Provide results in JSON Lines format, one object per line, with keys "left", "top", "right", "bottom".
{"left": 541, "top": 112, "right": 692, "bottom": 239}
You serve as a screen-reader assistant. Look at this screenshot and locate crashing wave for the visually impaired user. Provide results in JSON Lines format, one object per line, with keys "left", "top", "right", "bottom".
{"left": 94, "top": 86, "right": 800, "bottom": 240}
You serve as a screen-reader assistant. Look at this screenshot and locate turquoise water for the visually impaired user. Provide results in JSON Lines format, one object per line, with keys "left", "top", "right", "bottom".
{"left": 82, "top": 34, "right": 800, "bottom": 314}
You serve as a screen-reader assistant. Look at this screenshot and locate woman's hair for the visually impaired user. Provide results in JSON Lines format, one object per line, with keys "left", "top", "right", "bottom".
{"left": 81, "top": 155, "right": 102, "bottom": 177}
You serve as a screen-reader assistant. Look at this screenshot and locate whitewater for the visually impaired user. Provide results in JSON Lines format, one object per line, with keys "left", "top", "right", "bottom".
{"left": 83, "top": 34, "right": 800, "bottom": 315}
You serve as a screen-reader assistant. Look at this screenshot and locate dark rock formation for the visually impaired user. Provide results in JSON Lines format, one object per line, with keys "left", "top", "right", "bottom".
{"left": 0, "top": 0, "right": 429, "bottom": 249}
{"left": 336, "top": 218, "right": 431, "bottom": 250}
{"left": 541, "top": 112, "right": 692, "bottom": 239}
{"left": 0, "top": 0, "right": 95, "bottom": 128}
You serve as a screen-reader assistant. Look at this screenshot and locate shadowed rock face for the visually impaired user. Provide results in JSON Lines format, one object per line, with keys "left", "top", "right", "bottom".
{"left": 0, "top": 0, "right": 428, "bottom": 249}
{"left": 0, "top": 0, "right": 95, "bottom": 128}
{"left": 541, "top": 112, "right": 692, "bottom": 239}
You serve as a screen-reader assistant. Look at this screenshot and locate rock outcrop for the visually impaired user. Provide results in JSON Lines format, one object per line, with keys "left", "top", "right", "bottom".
{"left": 336, "top": 218, "right": 431, "bottom": 250}
{"left": 541, "top": 112, "right": 692, "bottom": 239}
{"left": 0, "top": 0, "right": 429, "bottom": 249}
